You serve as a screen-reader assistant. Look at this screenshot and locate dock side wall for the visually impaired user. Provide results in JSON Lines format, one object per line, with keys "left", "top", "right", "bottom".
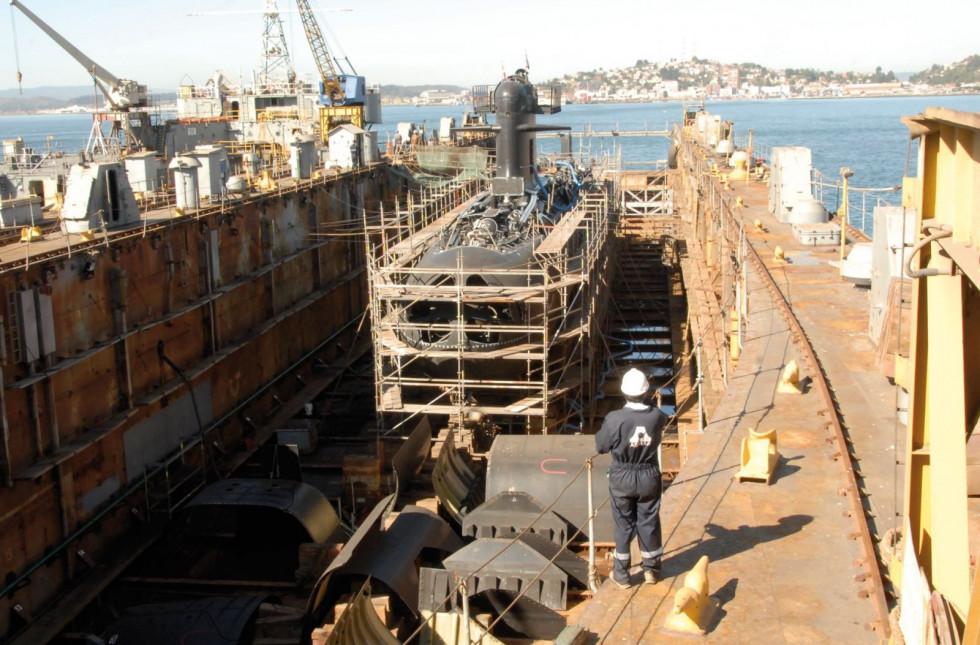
{"left": 0, "top": 167, "right": 390, "bottom": 640}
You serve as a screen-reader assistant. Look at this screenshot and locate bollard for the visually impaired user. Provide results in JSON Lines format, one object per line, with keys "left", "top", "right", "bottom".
{"left": 773, "top": 246, "right": 785, "bottom": 262}
{"left": 664, "top": 555, "right": 718, "bottom": 635}
{"left": 777, "top": 359, "right": 802, "bottom": 394}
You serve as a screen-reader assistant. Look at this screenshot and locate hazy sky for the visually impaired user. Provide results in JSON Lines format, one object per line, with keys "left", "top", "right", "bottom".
{"left": 6, "top": 0, "right": 979, "bottom": 92}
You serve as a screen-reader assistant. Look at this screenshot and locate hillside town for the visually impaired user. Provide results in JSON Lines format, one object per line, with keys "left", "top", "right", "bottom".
{"left": 544, "top": 55, "right": 980, "bottom": 102}
{"left": 402, "top": 55, "right": 980, "bottom": 105}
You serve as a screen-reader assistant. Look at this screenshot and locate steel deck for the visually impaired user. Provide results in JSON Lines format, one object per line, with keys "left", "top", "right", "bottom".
{"left": 573, "top": 172, "right": 900, "bottom": 642}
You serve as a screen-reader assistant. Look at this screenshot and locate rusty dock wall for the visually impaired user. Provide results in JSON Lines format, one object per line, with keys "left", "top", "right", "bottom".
{"left": 0, "top": 166, "right": 393, "bottom": 640}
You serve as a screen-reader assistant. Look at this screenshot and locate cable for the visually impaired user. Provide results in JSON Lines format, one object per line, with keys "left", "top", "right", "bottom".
{"left": 10, "top": 5, "right": 23, "bottom": 94}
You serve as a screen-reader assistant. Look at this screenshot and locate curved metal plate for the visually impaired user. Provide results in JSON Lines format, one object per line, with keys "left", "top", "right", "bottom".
{"left": 392, "top": 417, "right": 432, "bottom": 493}
{"left": 432, "top": 431, "right": 479, "bottom": 523}
{"left": 307, "top": 498, "right": 463, "bottom": 631}
{"left": 101, "top": 595, "right": 267, "bottom": 644}
{"left": 185, "top": 478, "right": 340, "bottom": 544}
{"left": 325, "top": 579, "right": 398, "bottom": 645}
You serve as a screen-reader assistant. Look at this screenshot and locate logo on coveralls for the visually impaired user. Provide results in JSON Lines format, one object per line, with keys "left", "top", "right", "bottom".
{"left": 629, "top": 426, "right": 652, "bottom": 448}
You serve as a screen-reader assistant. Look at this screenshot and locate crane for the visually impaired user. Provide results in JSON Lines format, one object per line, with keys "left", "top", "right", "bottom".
{"left": 9, "top": 0, "right": 147, "bottom": 111}
{"left": 294, "top": 0, "right": 347, "bottom": 106}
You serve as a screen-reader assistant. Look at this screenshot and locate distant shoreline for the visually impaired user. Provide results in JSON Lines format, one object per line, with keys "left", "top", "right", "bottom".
{"left": 1, "top": 91, "right": 978, "bottom": 117}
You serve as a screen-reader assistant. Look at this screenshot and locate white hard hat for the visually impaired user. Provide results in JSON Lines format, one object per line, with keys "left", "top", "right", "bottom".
{"left": 621, "top": 368, "right": 650, "bottom": 397}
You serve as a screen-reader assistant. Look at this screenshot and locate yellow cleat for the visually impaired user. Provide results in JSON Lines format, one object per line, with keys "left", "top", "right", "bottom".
{"left": 737, "top": 428, "right": 780, "bottom": 484}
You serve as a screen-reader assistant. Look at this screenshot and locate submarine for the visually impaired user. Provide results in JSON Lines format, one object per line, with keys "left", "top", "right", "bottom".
{"left": 402, "top": 69, "right": 595, "bottom": 360}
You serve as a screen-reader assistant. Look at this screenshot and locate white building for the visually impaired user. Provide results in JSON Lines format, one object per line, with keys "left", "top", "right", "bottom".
{"left": 327, "top": 124, "right": 366, "bottom": 168}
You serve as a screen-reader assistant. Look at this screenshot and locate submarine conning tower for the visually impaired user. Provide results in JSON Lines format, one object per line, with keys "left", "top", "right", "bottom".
{"left": 470, "top": 69, "right": 565, "bottom": 197}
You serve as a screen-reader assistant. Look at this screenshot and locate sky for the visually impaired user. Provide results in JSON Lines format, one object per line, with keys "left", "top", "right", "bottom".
{"left": 4, "top": 0, "right": 979, "bottom": 92}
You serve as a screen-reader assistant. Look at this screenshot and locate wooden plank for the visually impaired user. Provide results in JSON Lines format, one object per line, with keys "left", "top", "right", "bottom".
{"left": 535, "top": 205, "right": 590, "bottom": 255}
{"left": 508, "top": 397, "right": 543, "bottom": 413}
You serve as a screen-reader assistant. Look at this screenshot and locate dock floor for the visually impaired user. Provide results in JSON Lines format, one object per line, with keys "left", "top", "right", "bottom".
{"left": 573, "top": 173, "right": 901, "bottom": 642}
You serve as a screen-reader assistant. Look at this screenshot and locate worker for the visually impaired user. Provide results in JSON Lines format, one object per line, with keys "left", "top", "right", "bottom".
{"left": 595, "top": 367, "right": 666, "bottom": 588}
{"left": 349, "top": 140, "right": 360, "bottom": 168}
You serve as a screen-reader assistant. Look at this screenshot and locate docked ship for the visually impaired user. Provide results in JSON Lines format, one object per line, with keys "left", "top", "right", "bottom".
{"left": 2, "top": 2, "right": 980, "bottom": 643}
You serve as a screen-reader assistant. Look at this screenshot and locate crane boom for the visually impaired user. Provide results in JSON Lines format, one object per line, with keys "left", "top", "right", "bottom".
{"left": 9, "top": 0, "right": 146, "bottom": 110}
{"left": 294, "top": 0, "right": 344, "bottom": 104}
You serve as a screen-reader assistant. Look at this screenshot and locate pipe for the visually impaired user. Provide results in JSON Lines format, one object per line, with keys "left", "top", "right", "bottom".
{"left": 460, "top": 577, "right": 471, "bottom": 642}
{"left": 587, "top": 457, "right": 598, "bottom": 592}
{"left": 905, "top": 220, "right": 953, "bottom": 279}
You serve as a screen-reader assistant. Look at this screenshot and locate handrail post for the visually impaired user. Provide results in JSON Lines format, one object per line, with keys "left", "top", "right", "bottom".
{"left": 460, "top": 576, "right": 471, "bottom": 644}
{"left": 697, "top": 340, "right": 704, "bottom": 435}
{"left": 587, "top": 457, "right": 598, "bottom": 592}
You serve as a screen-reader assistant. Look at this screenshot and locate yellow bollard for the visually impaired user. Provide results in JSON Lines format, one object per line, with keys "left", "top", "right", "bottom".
{"left": 773, "top": 246, "right": 785, "bottom": 263}
{"left": 777, "top": 359, "right": 801, "bottom": 394}
{"left": 754, "top": 218, "right": 764, "bottom": 233}
{"left": 729, "top": 151, "right": 749, "bottom": 180}
{"left": 736, "top": 196, "right": 744, "bottom": 207}
{"left": 737, "top": 428, "right": 780, "bottom": 484}
{"left": 19, "top": 226, "right": 42, "bottom": 242}
{"left": 664, "top": 555, "right": 718, "bottom": 635}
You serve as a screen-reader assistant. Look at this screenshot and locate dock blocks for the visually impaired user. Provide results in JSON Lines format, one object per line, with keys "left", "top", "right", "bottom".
{"left": 737, "top": 428, "right": 779, "bottom": 484}
{"left": 663, "top": 555, "right": 719, "bottom": 636}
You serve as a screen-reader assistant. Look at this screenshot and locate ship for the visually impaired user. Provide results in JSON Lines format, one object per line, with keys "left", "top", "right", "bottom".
{"left": 0, "top": 3, "right": 979, "bottom": 643}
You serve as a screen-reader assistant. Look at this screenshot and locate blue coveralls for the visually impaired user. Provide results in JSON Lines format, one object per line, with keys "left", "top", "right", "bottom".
{"left": 595, "top": 402, "right": 666, "bottom": 583}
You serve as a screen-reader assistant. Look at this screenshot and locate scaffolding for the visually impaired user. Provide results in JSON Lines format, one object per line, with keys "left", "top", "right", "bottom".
{"left": 366, "top": 163, "right": 617, "bottom": 434}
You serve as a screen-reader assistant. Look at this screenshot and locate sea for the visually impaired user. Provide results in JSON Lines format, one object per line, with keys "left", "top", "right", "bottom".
{"left": 3, "top": 95, "right": 979, "bottom": 235}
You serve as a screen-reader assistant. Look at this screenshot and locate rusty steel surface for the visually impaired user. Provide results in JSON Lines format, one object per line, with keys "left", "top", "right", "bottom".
{"left": 0, "top": 167, "right": 389, "bottom": 642}
{"left": 742, "top": 219, "right": 892, "bottom": 637}
{"left": 573, "top": 165, "right": 894, "bottom": 642}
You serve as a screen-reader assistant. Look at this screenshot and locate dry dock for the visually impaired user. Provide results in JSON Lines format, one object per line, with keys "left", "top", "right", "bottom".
{"left": 573, "top": 142, "right": 900, "bottom": 642}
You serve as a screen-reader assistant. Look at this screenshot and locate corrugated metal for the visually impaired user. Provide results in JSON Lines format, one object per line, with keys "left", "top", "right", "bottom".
{"left": 324, "top": 579, "right": 397, "bottom": 645}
